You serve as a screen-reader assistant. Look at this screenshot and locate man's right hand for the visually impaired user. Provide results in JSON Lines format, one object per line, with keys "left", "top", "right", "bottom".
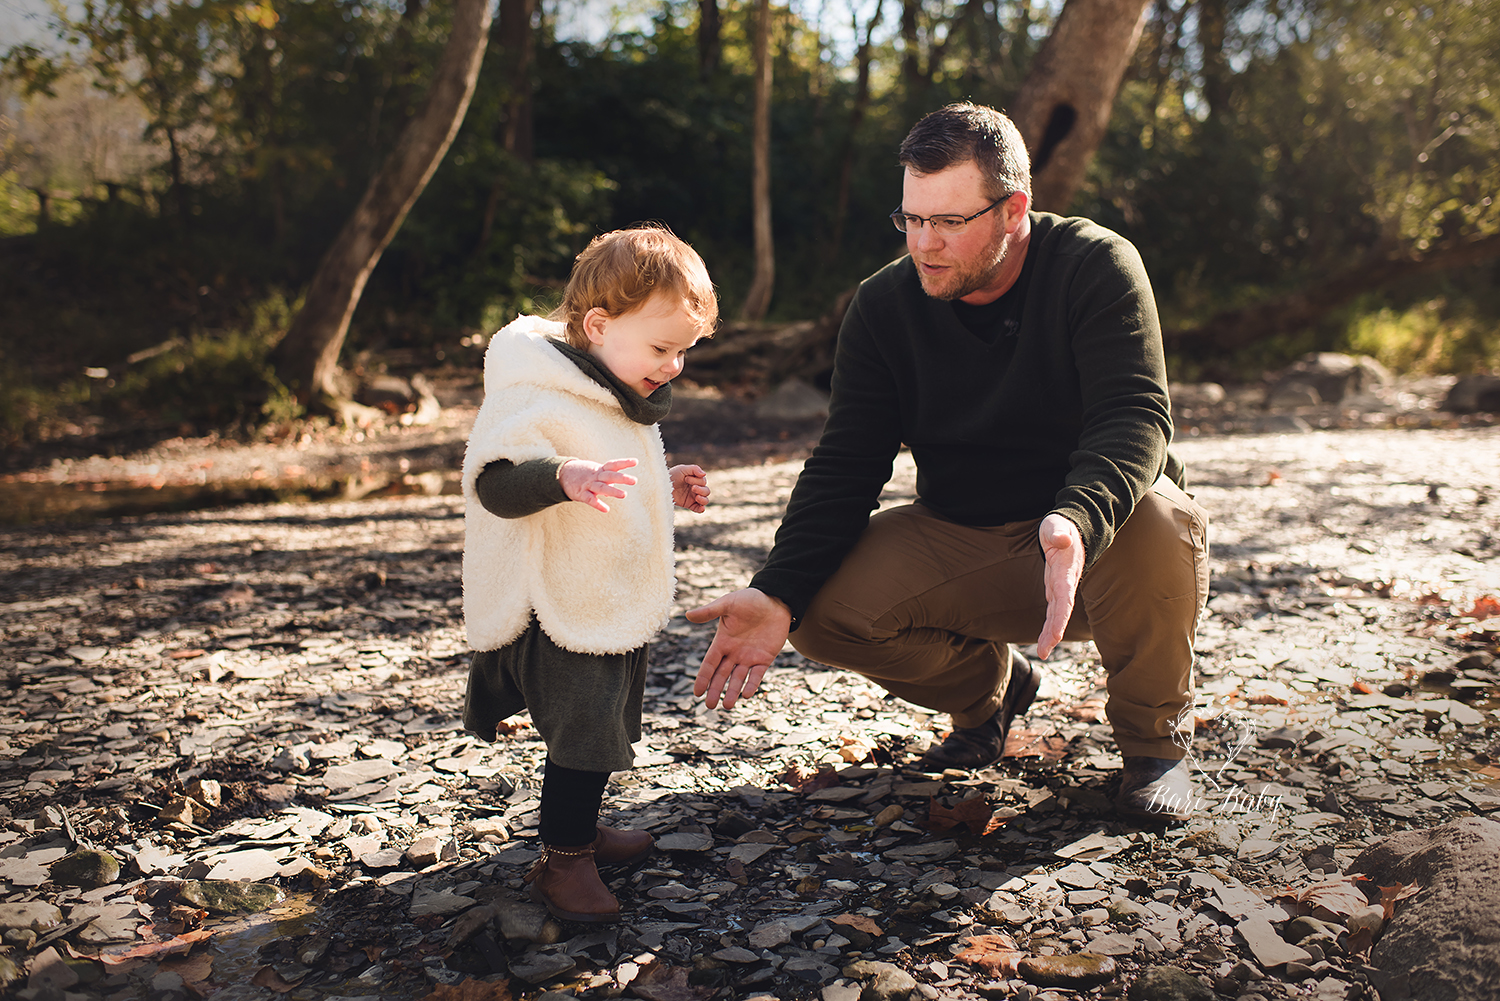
{"left": 686, "top": 588, "right": 791, "bottom": 710}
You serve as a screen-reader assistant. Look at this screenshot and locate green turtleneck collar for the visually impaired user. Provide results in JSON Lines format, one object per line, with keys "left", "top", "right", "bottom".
{"left": 548, "top": 338, "right": 671, "bottom": 426}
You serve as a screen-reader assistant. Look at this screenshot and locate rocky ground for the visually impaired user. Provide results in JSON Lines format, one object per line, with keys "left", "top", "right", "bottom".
{"left": 1, "top": 372, "right": 1499, "bottom": 1001}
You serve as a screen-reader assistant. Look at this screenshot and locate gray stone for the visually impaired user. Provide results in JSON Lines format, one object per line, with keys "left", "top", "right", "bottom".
{"left": 322, "top": 758, "right": 402, "bottom": 791}
{"left": 712, "top": 947, "right": 760, "bottom": 963}
{"left": 494, "top": 898, "right": 562, "bottom": 944}
{"left": 755, "top": 378, "right": 830, "bottom": 420}
{"left": 1265, "top": 352, "right": 1389, "bottom": 406}
{"left": 1346, "top": 817, "right": 1500, "bottom": 1001}
{"left": 176, "top": 879, "right": 283, "bottom": 914}
{"left": 1236, "top": 917, "right": 1311, "bottom": 968}
{"left": 49, "top": 849, "right": 120, "bottom": 889}
{"left": 406, "top": 836, "right": 456, "bottom": 868}
{"left": 408, "top": 887, "right": 475, "bottom": 917}
{"left": 0, "top": 902, "right": 62, "bottom": 933}
{"left": 1127, "top": 965, "right": 1215, "bottom": 1000}
{"left": 1018, "top": 954, "right": 1117, "bottom": 989}
{"left": 509, "top": 949, "right": 576, "bottom": 984}
{"left": 843, "top": 960, "right": 919, "bottom": 1001}
{"left": 656, "top": 831, "right": 714, "bottom": 852}
{"left": 1442, "top": 374, "right": 1500, "bottom": 414}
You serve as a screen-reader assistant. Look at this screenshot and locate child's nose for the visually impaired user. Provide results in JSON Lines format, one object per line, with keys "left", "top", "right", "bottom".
{"left": 663, "top": 355, "right": 684, "bottom": 378}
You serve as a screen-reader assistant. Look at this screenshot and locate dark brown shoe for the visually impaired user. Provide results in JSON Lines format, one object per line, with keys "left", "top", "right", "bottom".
{"left": 1116, "top": 756, "right": 1198, "bottom": 821}
{"left": 525, "top": 844, "right": 619, "bottom": 922}
{"left": 920, "top": 654, "right": 1043, "bottom": 771}
{"left": 593, "top": 825, "right": 653, "bottom": 866}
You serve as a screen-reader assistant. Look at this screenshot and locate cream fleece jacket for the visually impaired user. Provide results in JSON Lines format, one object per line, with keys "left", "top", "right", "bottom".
{"left": 461, "top": 315, "right": 675, "bottom": 654}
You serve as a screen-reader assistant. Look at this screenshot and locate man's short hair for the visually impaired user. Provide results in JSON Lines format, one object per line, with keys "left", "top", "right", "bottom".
{"left": 898, "top": 102, "right": 1032, "bottom": 200}
{"left": 552, "top": 224, "right": 718, "bottom": 350}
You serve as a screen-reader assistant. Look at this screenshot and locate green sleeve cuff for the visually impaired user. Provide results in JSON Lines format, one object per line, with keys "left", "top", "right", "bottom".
{"left": 475, "top": 456, "right": 573, "bottom": 518}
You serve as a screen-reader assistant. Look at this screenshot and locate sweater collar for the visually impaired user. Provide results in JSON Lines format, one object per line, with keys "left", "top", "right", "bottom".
{"left": 547, "top": 338, "right": 672, "bottom": 425}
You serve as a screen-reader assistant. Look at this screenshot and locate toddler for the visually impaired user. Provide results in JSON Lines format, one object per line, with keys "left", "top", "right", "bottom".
{"left": 461, "top": 225, "right": 716, "bottom": 922}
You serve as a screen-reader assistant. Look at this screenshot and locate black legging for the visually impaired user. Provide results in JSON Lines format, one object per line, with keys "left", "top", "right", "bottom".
{"left": 537, "top": 757, "right": 608, "bottom": 847}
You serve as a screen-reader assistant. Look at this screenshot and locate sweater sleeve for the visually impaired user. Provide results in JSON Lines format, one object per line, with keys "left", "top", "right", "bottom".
{"left": 1048, "top": 234, "right": 1172, "bottom": 570}
{"left": 749, "top": 291, "right": 903, "bottom": 622}
{"left": 474, "top": 457, "right": 573, "bottom": 519}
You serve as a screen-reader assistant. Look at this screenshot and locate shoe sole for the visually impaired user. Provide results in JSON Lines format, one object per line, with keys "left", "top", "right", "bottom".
{"left": 529, "top": 880, "right": 621, "bottom": 923}
{"left": 919, "top": 659, "right": 1045, "bottom": 770}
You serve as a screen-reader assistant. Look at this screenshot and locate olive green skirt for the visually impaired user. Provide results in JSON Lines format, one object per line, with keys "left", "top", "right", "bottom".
{"left": 462, "top": 615, "right": 648, "bottom": 772}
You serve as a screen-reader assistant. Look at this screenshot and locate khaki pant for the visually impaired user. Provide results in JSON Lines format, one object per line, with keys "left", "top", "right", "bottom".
{"left": 790, "top": 477, "right": 1210, "bottom": 759}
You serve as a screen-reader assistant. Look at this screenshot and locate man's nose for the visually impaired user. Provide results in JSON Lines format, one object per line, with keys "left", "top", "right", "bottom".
{"left": 911, "top": 221, "right": 943, "bottom": 253}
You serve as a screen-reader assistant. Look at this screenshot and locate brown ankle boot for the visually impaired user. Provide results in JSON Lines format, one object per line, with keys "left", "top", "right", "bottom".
{"left": 592, "top": 826, "right": 653, "bottom": 866}
{"left": 525, "top": 844, "right": 619, "bottom": 922}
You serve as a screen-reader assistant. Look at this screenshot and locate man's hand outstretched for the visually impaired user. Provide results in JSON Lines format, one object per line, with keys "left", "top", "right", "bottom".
{"left": 686, "top": 588, "right": 790, "bottom": 710}
{"left": 1037, "top": 513, "right": 1084, "bottom": 659}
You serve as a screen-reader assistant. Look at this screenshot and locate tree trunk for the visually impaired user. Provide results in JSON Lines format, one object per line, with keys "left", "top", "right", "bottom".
{"left": 740, "top": 0, "right": 775, "bottom": 321}
{"left": 272, "top": 0, "right": 493, "bottom": 409}
{"left": 1163, "top": 235, "right": 1500, "bottom": 354}
{"left": 699, "top": 0, "right": 721, "bottom": 79}
{"left": 825, "top": 0, "right": 883, "bottom": 264}
{"left": 1198, "top": 0, "right": 1230, "bottom": 121}
{"left": 1010, "top": 0, "right": 1152, "bottom": 212}
{"left": 499, "top": 0, "right": 535, "bottom": 162}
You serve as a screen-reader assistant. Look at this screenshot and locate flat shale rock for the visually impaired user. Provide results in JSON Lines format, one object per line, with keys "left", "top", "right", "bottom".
{"left": 176, "top": 879, "right": 283, "bottom": 914}
{"left": 0, "top": 902, "right": 62, "bottom": 932}
{"left": 1347, "top": 817, "right": 1500, "bottom": 1001}
{"left": 1018, "top": 953, "right": 1117, "bottom": 988}
{"left": 49, "top": 848, "right": 120, "bottom": 888}
{"left": 1127, "top": 965, "right": 1215, "bottom": 1000}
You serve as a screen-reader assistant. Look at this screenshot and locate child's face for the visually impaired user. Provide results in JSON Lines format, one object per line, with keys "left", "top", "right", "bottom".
{"left": 582, "top": 294, "right": 702, "bottom": 397}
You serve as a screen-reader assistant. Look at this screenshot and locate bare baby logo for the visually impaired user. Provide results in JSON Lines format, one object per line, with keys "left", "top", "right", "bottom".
{"left": 1145, "top": 698, "right": 1287, "bottom": 820}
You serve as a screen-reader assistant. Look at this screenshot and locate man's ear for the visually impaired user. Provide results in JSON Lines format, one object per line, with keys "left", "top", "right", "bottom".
{"left": 582, "top": 307, "right": 610, "bottom": 346}
{"left": 1004, "top": 191, "right": 1031, "bottom": 232}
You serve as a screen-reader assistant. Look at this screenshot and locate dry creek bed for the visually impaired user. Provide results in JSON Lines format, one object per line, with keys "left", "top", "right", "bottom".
{"left": 0, "top": 420, "right": 1499, "bottom": 1001}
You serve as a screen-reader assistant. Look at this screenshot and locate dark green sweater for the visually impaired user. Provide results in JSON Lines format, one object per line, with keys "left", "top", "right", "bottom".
{"left": 750, "top": 212, "right": 1178, "bottom": 622}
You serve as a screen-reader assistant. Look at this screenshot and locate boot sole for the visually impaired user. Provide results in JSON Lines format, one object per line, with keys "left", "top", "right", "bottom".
{"left": 919, "top": 658, "right": 1044, "bottom": 771}
{"left": 529, "top": 880, "right": 620, "bottom": 923}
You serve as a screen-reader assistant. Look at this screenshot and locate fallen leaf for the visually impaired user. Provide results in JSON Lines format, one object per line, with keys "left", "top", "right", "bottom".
{"left": 1378, "top": 881, "right": 1422, "bottom": 920}
{"left": 101, "top": 929, "right": 215, "bottom": 965}
{"left": 777, "top": 763, "right": 839, "bottom": 793}
{"left": 830, "top": 914, "right": 882, "bottom": 935}
{"left": 363, "top": 944, "right": 384, "bottom": 962}
{"left": 1350, "top": 680, "right": 1375, "bottom": 694}
{"left": 839, "top": 735, "right": 876, "bottom": 763}
{"left": 1464, "top": 595, "right": 1500, "bottom": 620}
{"left": 1061, "top": 697, "right": 1107, "bottom": 722}
{"left": 158, "top": 954, "right": 213, "bottom": 984}
{"left": 419, "top": 979, "right": 514, "bottom": 1001}
{"left": 924, "top": 795, "right": 1003, "bottom": 835}
{"left": 629, "top": 962, "right": 714, "bottom": 1001}
{"left": 954, "top": 933, "right": 1024, "bottom": 976}
{"left": 251, "top": 965, "right": 304, "bottom": 992}
{"left": 1276, "top": 876, "right": 1371, "bottom": 919}
{"left": 1345, "top": 925, "right": 1376, "bottom": 956}
{"left": 1002, "top": 728, "right": 1069, "bottom": 762}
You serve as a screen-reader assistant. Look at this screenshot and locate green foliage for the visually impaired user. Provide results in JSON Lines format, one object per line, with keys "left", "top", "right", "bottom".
{"left": 1348, "top": 296, "right": 1500, "bottom": 375}
{"left": 104, "top": 291, "right": 304, "bottom": 431}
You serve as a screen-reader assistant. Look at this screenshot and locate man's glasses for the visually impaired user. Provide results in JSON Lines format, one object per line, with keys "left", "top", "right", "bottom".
{"left": 890, "top": 192, "right": 1013, "bottom": 236}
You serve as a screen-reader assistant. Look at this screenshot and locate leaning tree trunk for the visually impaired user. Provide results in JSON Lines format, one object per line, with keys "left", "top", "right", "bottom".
{"left": 1009, "top": 0, "right": 1152, "bottom": 212}
{"left": 272, "top": 0, "right": 493, "bottom": 411}
{"left": 740, "top": 0, "right": 775, "bottom": 321}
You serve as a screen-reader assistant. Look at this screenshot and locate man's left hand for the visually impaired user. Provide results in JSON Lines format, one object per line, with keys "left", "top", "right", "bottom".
{"left": 1037, "top": 513, "right": 1084, "bottom": 659}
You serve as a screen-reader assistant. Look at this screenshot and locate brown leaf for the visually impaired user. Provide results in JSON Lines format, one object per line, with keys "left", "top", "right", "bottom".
{"left": 101, "top": 929, "right": 215, "bottom": 965}
{"left": 1350, "top": 680, "right": 1376, "bottom": 694}
{"left": 250, "top": 965, "right": 304, "bottom": 992}
{"left": 830, "top": 914, "right": 882, "bottom": 935}
{"left": 1379, "top": 881, "right": 1422, "bottom": 921}
{"left": 954, "top": 933, "right": 1024, "bottom": 976}
{"left": 1061, "top": 697, "right": 1107, "bottom": 722}
{"left": 1464, "top": 595, "right": 1500, "bottom": 620}
{"left": 777, "top": 763, "right": 839, "bottom": 793}
{"left": 1002, "top": 728, "right": 1069, "bottom": 762}
{"left": 159, "top": 954, "right": 214, "bottom": 984}
{"left": 1276, "top": 876, "right": 1370, "bottom": 919}
{"left": 924, "top": 794, "right": 1004, "bottom": 836}
{"left": 631, "top": 963, "right": 714, "bottom": 1001}
{"left": 1346, "top": 925, "right": 1376, "bottom": 956}
{"left": 839, "top": 735, "right": 876, "bottom": 763}
{"left": 418, "top": 979, "right": 514, "bottom": 1001}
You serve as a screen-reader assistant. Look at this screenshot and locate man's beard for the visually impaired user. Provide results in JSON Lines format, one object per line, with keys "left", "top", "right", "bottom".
{"left": 917, "top": 231, "right": 1009, "bottom": 301}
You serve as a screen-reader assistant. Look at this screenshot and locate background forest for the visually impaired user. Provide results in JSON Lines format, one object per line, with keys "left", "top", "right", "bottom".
{"left": 1, "top": 0, "right": 1497, "bottom": 443}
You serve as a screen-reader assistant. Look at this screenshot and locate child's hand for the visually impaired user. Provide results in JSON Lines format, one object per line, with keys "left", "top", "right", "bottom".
{"left": 559, "top": 458, "right": 638, "bottom": 513}
{"left": 670, "top": 464, "right": 710, "bottom": 513}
